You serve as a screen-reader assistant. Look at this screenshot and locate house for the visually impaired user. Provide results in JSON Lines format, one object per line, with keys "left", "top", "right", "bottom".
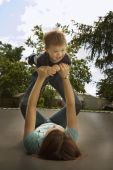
{"left": 77, "top": 92, "right": 109, "bottom": 110}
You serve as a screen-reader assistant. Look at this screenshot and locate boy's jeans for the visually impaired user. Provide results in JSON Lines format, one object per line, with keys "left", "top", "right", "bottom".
{"left": 20, "top": 71, "right": 81, "bottom": 128}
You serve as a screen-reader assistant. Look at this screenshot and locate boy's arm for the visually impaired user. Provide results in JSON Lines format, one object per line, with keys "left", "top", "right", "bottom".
{"left": 27, "top": 53, "right": 43, "bottom": 68}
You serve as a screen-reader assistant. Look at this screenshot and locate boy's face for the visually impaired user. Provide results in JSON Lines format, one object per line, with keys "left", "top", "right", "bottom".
{"left": 46, "top": 44, "right": 66, "bottom": 63}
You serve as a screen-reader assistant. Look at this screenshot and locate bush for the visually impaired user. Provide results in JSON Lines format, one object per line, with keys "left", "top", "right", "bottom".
{"left": 37, "top": 97, "right": 45, "bottom": 108}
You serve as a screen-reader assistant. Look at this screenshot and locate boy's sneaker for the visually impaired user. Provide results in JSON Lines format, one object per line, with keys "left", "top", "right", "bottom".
{"left": 27, "top": 53, "right": 37, "bottom": 65}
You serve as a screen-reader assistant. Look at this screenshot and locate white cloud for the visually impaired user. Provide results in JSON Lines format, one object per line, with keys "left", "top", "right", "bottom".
{"left": 18, "top": 0, "right": 113, "bottom": 36}
{"left": 85, "top": 83, "right": 97, "bottom": 96}
{"left": 0, "top": 36, "right": 19, "bottom": 47}
{"left": 0, "top": 0, "right": 10, "bottom": 5}
{"left": 17, "top": 0, "right": 113, "bottom": 51}
{"left": 21, "top": 45, "right": 34, "bottom": 61}
{"left": 18, "top": 0, "right": 71, "bottom": 36}
{"left": 88, "top": 59, "right": 105, "bottom": 83}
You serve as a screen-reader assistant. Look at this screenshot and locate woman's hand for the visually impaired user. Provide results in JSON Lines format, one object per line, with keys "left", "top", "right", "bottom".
{"left": 58, "top": 63, "right": 70, "bottom": 78}
{"left": 35, "top": 66, "right": 50, "bottom": 79}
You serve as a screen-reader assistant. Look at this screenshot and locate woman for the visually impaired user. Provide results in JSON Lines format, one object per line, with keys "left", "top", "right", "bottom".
{"left": 21, "top": 63, "right": 81, "bottom": 160}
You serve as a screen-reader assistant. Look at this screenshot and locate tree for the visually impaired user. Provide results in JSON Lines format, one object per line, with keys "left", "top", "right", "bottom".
{"left": 70, "top": 59, "right": 91, "bottom": 92}
{"left": 0, "top": 41, "right": 33, "bottom": 97}
{"left": 26, "top": 25, "right": 44, "bottom": 56}
{"left": 0, "top": 41, "right": 24, "bottom": 62}
{"left": 25, "top": 24, "right": 91, "bottom": 93}
{"left": 75, "top": 11, "right": 113, "bottom": 100}
{"left": 96, "top": 68, "right": 113, "bottom": 102}
{"left": 41, "top": 85, "right": 57, "bottom": 108}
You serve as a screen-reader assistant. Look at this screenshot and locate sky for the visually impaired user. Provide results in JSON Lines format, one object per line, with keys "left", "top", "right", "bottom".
{"left": 0, "top": 0, "right": 113, "bottom": 96}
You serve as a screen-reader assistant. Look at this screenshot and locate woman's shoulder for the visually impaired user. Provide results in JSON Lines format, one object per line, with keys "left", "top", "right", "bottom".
{"left": 23, "top": 130, "right": 40, "bottom": 154}
{"left": 23, "top": 122, "right": 58, "bottom": 154}
{"left": 65, "top": 126, "right": 79, "bottom": 141}
{"left": 23, "top": 122, "right": 57, "bottom": 143}
{"left": 23, "top": 122, "right": 57, "bottom": 141}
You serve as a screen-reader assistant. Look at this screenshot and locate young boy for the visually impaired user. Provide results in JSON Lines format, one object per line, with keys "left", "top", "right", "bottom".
{"left": 20, "top": 29, "right": 81, "bottom": 128}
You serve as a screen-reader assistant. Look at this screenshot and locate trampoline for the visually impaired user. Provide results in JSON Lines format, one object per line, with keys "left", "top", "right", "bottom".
{"left": 0, "top": 108, "right": 113, "bottom": 170}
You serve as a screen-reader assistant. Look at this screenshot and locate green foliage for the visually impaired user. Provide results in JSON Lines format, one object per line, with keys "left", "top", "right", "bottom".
{"left": 37, "top": 97, "right": 45, "bottom": 108}
{"left": 0, "top": 41, "right": 33, "bottom": 97}
{"left": 76, "top": 11, "right": 113, "bottom": 69}
{"left": 96, "top": 68, "right": 113, "bottom": 101}
{"left": 41, "top": 85, "right": 58, "bottom": 108}
{"left": 25, "top": 25, "right": 44, "bottom": 56}
{"left": 70, "top": 59, "right": 91, "bottom": 92}
{"left": 75, "top": 11, "right": 113, "bottom": 101}
{"left": 0, "top": 57, "right": 33, "bottom": 97}
{"left": 0, "top": 41, "right": 25, "bottom": 62}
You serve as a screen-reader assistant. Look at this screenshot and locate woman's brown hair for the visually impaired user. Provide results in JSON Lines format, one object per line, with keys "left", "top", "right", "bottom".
{"left": 38, "top": 129, "right": 81, "bottom": 161}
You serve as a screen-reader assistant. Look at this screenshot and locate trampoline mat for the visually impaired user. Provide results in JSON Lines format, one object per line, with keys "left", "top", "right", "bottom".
{"left": 0, "top": 108, "right": 113, "bottom": 170}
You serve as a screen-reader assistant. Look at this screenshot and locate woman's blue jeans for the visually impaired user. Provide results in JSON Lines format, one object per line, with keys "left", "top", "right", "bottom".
{"left": 20, "top": 71, "right": 81, "bottom": 128}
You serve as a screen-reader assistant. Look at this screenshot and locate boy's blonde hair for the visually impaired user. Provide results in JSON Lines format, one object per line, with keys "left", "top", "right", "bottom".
{"left": 43, "top": 29, "right": 67, "bottom": 49}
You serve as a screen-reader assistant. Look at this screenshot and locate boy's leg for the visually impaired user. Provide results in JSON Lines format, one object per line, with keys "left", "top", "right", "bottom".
{"left": 48, "top": 73, "right": 81, "bottom": 128}
{"left": 20, "top": 71, "right": 49, "bottom": 127}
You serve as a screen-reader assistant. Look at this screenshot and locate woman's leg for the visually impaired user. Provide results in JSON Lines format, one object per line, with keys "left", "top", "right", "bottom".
{"left": 48, "top": 73, "right": 81, "bottom": 128}
{"left": 20, "top": 71, "right": 49, "bottom": 127}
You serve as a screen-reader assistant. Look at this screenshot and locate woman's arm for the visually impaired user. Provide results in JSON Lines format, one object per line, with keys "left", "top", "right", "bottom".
{"left": 23, "top": 65, "right": 60, "bottom": 139}
{"left": 62, "top": 78, "right": 77, "bottom": 129}
{"left": 58, "top": 63, "right": 77, "bottom": 129}
{"left": 23, "top": 76, "right": 45, "bottom": 139}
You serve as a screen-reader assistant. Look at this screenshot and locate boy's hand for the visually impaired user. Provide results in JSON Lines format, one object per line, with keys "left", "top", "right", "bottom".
{"left": 47, "top": 65, "right": 60, "bottom": 76}
{"left": 35, "top": 64, "right": 69, "bottom": 79}
{"left": 52, "top": 64, "right": 60, "bottom": 72}
{"left": 58, "top": 63, "right": 70, "bottom": 78}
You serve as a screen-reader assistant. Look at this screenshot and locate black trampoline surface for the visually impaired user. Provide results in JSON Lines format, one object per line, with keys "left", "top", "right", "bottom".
{"left": 0, "top": 108, "right": 113, "bottom": 170}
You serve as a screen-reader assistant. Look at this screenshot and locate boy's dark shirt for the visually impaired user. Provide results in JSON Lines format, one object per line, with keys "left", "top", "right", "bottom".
{"left": 36, "top": 52, "right": 71, "bottom": 68}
